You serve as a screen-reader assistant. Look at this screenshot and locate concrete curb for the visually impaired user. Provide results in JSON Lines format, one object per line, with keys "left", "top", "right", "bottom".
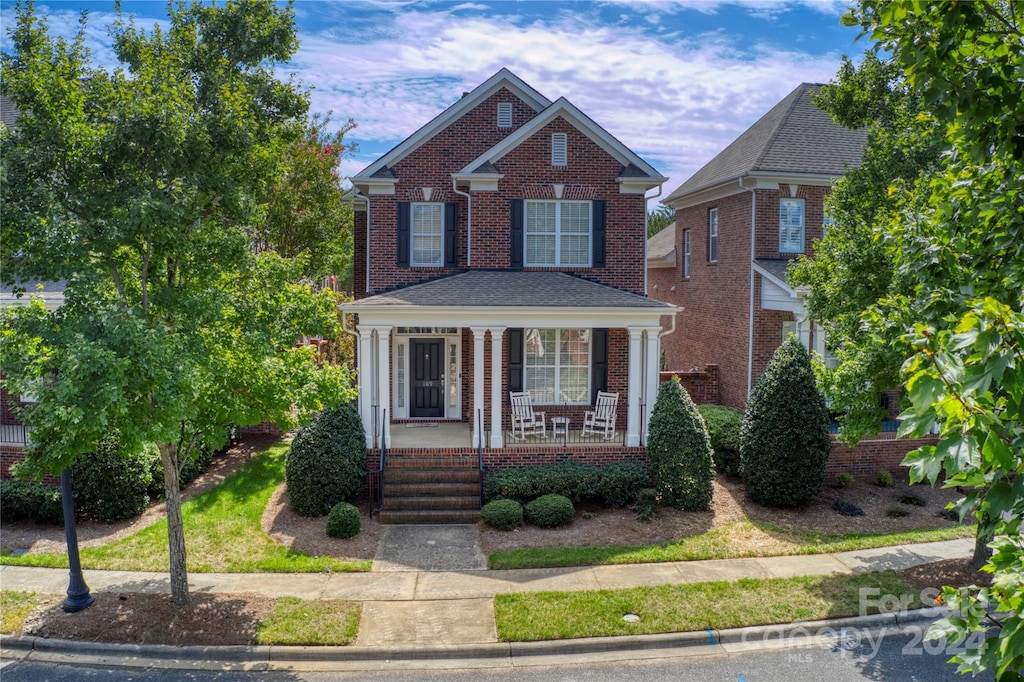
{"left": 0, "top": 608, "right": 952, "bottom": 672}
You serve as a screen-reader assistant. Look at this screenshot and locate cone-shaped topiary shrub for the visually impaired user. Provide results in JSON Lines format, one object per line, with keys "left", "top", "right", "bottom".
{"left": 646, "top": 379, "right": 714, "bottom": 511}
{"left": 740, "top": 337, "right": 831, "bottom": 508}
{"left": 326, "top": 501, "right": 361, "bottom": 538}
{"left": 524, "top": 494, "right": 575, "bottom": 528}
{"left": 480, "top": 498, "right": 524, "bottom": 531}
{"left": 286, "top": 403, "right": 367, "bottom": 517}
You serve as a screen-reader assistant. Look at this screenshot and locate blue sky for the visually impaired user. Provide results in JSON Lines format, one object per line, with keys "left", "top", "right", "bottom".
{"left": 1, "top": 0, "right": 866, "bottom": 196}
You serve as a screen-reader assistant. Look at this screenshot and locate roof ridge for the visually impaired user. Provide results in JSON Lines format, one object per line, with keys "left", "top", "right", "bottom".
{"left": 751, "top": 83, "right": 811, "bottom": 172}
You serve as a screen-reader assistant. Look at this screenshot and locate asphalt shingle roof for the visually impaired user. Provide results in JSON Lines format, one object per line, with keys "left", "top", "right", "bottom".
{"left": 665, "top": 84, "right": 867, "bottom": 201}
{"left": 646, "top": 224, "right": 676, "bottom": 263}
{"left": 344, "top": 271, "right": 672, "bottom": 309}
{"left": 0, "top": 279, "right": 67, "bottom": 310}
{"left": 753, "top": 258, "right": 794, "bottom": 286}
{"left": 0, "top": 94, "right": 18, "bottom": 130}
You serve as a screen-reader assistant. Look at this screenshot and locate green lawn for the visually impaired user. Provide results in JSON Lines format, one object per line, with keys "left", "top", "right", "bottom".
{"left": 0, "top": 443, "right": 371, "bottom": 573}
{"left": 495, "top": 570, "right": 919, "bottom": 641}
{"left": 0, "top": 590, "right": 50, "bottom": 634}
{"left": 256, "top": 597, "right": 361, "bottom": 645}
{"left": 488, "top": 519, "right": 974, "bottom": 569}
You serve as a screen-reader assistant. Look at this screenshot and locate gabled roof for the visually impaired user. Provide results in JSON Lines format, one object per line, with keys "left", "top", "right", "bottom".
{"left": 646, "top": 224, "right": 676, "bottom": 268}
{"left": 355, "top": 68, "right": 551, "bottom": 181}
{"left": 458, "top": 97, "right": 665, "bottom": 183}
{"left": 664, "top": 83, "right": 867, "bottom": 203}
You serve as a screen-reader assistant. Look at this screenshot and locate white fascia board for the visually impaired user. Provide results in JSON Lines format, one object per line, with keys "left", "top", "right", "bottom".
{"left": 664, "top": 177, "right": 746, "bottom": 209}
{"left": 647, "top": 250, "right": 676, "bottom": 268}
{"left": 451, "top": 172, "right": 504, "bottom": 192}
{"left": 355, "top": 178, "right": 397, "bottom": 196}
{"left": 619, "top": 178, "right": 667, "bottom": 194}
{"left": 745, "top": 171, "right": 840, "bottom": 187}
{"left": 752, "top": 261, "right": 797, "bottom": 297}
{"left": 458, "top": 98, "right": 663, "bottom": 180}
{"left": 339, "top": 305, "right": 676, "bottom": 329}
{"left": 355, "top": 69, "right": 551, "bottom": 180}
{"left": 666, "top": 172, "right": 841, "bottom": 209}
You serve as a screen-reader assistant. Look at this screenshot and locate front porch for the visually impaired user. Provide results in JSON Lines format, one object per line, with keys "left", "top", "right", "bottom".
{"left": 375, "top": 418, "right": 641, "bottom": 450}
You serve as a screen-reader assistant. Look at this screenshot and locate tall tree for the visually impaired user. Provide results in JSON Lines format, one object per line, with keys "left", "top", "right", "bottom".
{"left": 0, "top": 0, "right": 353, "bottom": 606}
{"left": 794, "top": 1, "right": 1023, "bottom": 678}
{"left": 646, "top": 205, "right": 674, "bottom": 238}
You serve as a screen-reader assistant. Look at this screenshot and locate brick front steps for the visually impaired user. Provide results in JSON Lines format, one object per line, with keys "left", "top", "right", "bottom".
{"left": 379, "top": 452, "right": 482, "bottom": 524}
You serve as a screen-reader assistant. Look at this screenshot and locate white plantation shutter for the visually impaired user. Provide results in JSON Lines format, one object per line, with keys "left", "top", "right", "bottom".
{"left": 779, "top": 198, "right": 805, "bottom": 252}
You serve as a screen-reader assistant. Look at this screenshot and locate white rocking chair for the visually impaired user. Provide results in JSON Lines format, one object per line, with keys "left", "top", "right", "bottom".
{"left": 582, "top": 391, "right": 618, "bottom": 441}
{"left": 509, "top": 391, "right": 547, "bottom": 441}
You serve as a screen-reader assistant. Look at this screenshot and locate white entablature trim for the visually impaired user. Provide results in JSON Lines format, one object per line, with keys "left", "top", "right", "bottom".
{"left": 451, "top": 172, "right": 504, "bottom": 192}
{"left": 345, "top": 305, "right": 675, "bottom": 330}
{"left": 666, "top": 172, "right": 841, "bottom": 210}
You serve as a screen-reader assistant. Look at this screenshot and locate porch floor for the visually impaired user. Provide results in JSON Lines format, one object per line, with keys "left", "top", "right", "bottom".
{"left": 381, "top": 421, "right": 626, "bottom": 450}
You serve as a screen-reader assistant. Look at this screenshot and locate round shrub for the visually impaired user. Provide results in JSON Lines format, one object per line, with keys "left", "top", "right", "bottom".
{"left": 286, "top": 403, "right": 367, "bottom": 517}
{"left": 71, "top": 435, "right": 156, "bottom": 522}
{"left": 524, "top": 494, "right": 575, "bottom": 528}
{"left": 596, "top": 461, "right": 649, "bottom": 508}
{"left": 875, "top": 470, "right": 893, "bottom": 487}
{"left": 480, "top": 498, "right": 524, "bottom": 531}
{"left": 326, "top": 502, "right": 361, "bottom": 539}
{"left": 0, "top": 479, "right": 64, "bottom": 524}
{"left": 646, "top": 379, "right": 714, "bottom": 511}
{"left": 740, "top": 338, "right": 831, "bottom": 508}
{"left": 697, "top": 404, "right": 744, "bottom": 478}
{"left": 835, "top": 472, "right": 854, "bottom": 489}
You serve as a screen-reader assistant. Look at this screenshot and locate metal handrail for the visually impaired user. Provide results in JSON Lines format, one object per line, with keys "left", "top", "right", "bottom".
{"left": 477, "top": 408, "right": 485, "bottom": 506}
{"left": 377, "top": 409, "right": 387, "bottom": 517}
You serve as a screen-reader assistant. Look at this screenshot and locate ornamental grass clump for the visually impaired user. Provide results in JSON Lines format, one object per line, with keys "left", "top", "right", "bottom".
{"left": 646, "top": 378, "right": 714, "bottom": 511}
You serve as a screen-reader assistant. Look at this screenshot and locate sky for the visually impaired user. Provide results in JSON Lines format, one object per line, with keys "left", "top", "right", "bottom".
{"left": 0, "top": 0, "right": 868, "bottom": 199}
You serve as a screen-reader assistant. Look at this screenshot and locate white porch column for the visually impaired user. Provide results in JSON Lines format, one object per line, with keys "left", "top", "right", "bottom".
{"left": 374, "top": 326, "right": 393, "bottom": 449}
{"left": 642, "top": 327, "right": 661, "bottom": 446}
{"left": 626, "top": 327, "right": 644, "bottom": 447}
{"left": 489, "top": 327, "right": 506, "bottom": 448}
{"left": 471, "top": 327, "right": 487, "bottom": 448}
{"left": 357, "top": 327, "right": 374, "bottom": 447}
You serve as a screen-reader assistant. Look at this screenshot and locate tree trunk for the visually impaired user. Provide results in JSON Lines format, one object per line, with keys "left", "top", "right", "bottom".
{"left": 971, "top": 515, "right": 994, "bottom": 570}
{"left": 158, "top": 442, "right": 192, "bottom": 606}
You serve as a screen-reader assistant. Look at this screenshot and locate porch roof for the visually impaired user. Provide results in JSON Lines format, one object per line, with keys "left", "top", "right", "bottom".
{"left": 342, "top": 271, "right": 675, "bottom": 311}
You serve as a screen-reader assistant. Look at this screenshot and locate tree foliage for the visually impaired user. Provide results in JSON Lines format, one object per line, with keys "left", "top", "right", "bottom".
{"left": 646, "top": 378, "right": 714, "bottom": 511}
{"left": 802, "top": 2, "right": 1024, "bottom": 678}
{"left": 646, "top": 205, "right": 675, "bottom": 238}
{"left": 0, "top": 0, "right": 354, "bottom": 606}
{"left": 740, "top": 337, "right": 831, "bottom": 508}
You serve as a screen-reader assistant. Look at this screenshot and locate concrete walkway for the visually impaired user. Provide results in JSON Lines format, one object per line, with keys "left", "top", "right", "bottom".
{"left": 0, "top": 534, "right": 973, "bottom": 648}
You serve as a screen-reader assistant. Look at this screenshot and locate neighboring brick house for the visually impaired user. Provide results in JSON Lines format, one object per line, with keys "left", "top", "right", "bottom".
{"left": 343, "top": 68, "right": 675, "bottom": 458}
{"left": 648, "top": 83, "right": 932, "bottom": 476}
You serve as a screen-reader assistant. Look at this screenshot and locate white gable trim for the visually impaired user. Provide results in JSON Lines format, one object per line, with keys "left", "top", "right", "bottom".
{"left": 355, "top": 69, "right": 551, "bottom": 181}
{"left": 458, "top": 97, "right": 665, "bottom": 186}
{"left": 666, "top": 172, "right": 839, "bottom": 209}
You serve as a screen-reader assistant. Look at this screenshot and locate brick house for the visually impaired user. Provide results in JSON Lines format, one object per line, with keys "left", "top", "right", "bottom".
{"left": 648, "top": 83, "right": 934, "bottom": 476}
{"left": 342, "top": 68, "right": 675, "bottom": 485}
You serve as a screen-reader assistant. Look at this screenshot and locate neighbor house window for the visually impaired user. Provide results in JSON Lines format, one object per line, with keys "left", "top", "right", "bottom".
{"left": 525, "top": 200, "right": 591, "bottom": 266}
{"left": 708, "top": 208, "right": 718, "bottom": 262}
{"left": 813, "top": 323, "right": 839, "bottom": 369}
{"left": 411, "top": 203, "right": 443, "bottom": 266}
{"left": 551, "top": 133, "right": 567, "bottom": 166}
{"left": 779, "top": 198, "right": 805, "bottom": 253}
{"left": 524, "top": 328, "right": 590, "bottom": 404}
{"left": 497, "top": 102, "right": 512, "bottom": 128}
{"left": 683, "top": 229, "right": 691, "bottom": 278}
{"left": 822, "top": 209, "right": 834, "bottom": 238}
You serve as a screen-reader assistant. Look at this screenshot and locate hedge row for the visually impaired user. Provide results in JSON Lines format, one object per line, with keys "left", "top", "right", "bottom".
{"left": 483, "top": 460, "right": 648, "bottom": 508}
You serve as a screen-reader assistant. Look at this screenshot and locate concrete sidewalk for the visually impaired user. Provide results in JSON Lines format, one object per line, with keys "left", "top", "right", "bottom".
{"left": 0, "top": 536, "right": 973, "bottom": 648}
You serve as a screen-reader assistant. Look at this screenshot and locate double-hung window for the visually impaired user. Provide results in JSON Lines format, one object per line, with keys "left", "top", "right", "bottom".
{"left": 682, "top": 229, "right": 691, "bottom": 278}
{"left": 779, "top": 198, "right": 805, "bottom": 253}
{"left": 525, "top": 200, "right": 591, "bottom": 267}
{"left": 524, "top": 328, "right": 590, "bottom": 404}
{"left": 411, "top": 203, "right": 443, "bottom": 266}
{"left": 708, "top": 208, "right": 718, "bottom": 262}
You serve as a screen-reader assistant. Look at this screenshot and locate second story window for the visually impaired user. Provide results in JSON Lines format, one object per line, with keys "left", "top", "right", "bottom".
{"left": 551, "top": 133, "right": 567, "bottom": 166}
{"left": 779, "top": 198, "right": 805, "bottom": 253}
{"left": 525, "top": 200, "right": 590, "bottom": 267}
{"left": 683, "top": 229, "right": 691, "bottom": 278}
{"left": 708, "top": 208, "right": 718, "bottom": 263}
{"left": 411, "top": 203, "right": 443, "bottom": 266}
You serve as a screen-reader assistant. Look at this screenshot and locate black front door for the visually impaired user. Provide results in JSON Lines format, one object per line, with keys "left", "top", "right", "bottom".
{"left": 410, "top": 339, "right": 444, "bottom": 418}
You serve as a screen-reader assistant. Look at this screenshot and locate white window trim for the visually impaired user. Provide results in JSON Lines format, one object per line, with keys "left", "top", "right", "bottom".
{"left": 551, "top": 133, "right": 567, "bottom": 166}
{"left": 497, "top": 102, "right": 512, "bottom": 128}
{"left": 524, "top": 200, "right": 592, "bottom": 267}
{"left": 708, "top": 208, "right": 718, "bottom": 263}
{"left": 779, "top": 198, "right": 805, "bottom": 253}
{"left": 410, "top": 202, "right": 444, "bottom": 267}
{"left": 524, "top": 328, "right": 591, "bottom": 406}
{"left": 392, "top": 331, "right": 461, "bottom": 420}
{"left": 683, "top": 229, "right": 691, "bottom": 279}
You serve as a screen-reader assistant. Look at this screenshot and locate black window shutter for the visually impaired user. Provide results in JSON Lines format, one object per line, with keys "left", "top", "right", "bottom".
{"left": 590, "top": 328, "right": 608, "bottom": 402}
{"left": 397, "top": 202, "right": 410, "bottom": 267}
{"left": 510, "top": 199, "right": 524, "bottom": 270}
{"left": 444, "top": 202, "right": 457, "bottom": 266}
{"left": 507, "top": 328, "right": 524, "bottom": 394}
{"left": 592, "top": 199, "right": 606, "bottom": 267}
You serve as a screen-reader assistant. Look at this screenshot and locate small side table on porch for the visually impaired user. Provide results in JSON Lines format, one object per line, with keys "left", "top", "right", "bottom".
{"left": 550, "top": 417, "right": 570, "bottom": 440}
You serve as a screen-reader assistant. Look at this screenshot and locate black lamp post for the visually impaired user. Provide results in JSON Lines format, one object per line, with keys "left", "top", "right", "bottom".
{"left": 59, "top": 468, "right": 93, "bottom": 613}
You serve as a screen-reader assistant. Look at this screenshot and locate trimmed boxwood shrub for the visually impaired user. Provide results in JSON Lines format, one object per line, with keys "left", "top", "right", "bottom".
{"left": 483, "top": 461, "right": 601, "bottom": 503}
{"left": 646, "top": 379, "right": 714, "bottom": 511}
{"left": 72, "top": 435, "right": 157, "bottom": 522}
{"left": 286, "top": 403, "right": 367, "bottom": 517}
{"left": 697, "top": 404, "right": 744, "bottom": 478}
{"left": 326, "top": 502, "right": 361, "bottom": 539}
{"left": 595, "top": 461, "right": 648, "bottom": 508}
{"left": 0, "top": 479, "right": 64, "bottom": 524}
{"left": 480, "top": 498, "right": 524, "bottom": 531}
{"left": 524, "top": 494, "right": 575, "bottom": 528}
{"left": 740, "top": 337, "right": 831, "bottom": 508}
